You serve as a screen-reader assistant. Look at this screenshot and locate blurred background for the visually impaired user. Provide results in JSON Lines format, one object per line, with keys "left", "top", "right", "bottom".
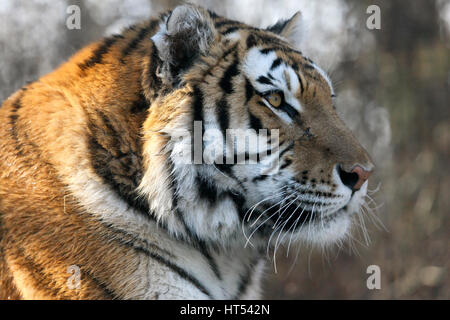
{"left": 0, "top": 0, "right": 448, "bottom": 299}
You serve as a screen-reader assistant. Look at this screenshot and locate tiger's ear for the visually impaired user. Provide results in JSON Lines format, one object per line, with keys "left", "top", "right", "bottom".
{"left": 266, "top": 11, "right": 303, "bottom": 49}
{"left": 152, "top": 4, "right": 217, "bottom": 86}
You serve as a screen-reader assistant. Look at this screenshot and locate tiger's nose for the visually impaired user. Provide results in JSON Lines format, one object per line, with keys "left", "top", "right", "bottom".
{"left": 338, "top": 165, "right": 372, "bottom": 191}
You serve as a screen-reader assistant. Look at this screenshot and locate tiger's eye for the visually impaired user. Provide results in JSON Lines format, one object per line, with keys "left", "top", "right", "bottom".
{"left": 266, "top": 93, "right": 282, "bottom": 108}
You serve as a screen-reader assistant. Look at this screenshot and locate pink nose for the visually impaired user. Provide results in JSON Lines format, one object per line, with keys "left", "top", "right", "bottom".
{"left": 338, "top": 165, "right": 372, "bottom": 191}
{"left": 351, "top": 165, "right": 372, "bottom": 190}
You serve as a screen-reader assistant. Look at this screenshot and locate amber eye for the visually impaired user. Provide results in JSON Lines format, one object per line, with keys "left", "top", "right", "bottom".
{"left": 265, "top": 92, "right": 283, "bottom": 108}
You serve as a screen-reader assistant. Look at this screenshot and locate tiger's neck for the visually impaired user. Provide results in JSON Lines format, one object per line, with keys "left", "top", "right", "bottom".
{"left": 64, "top": 30, "right": 266, "bottom": 299}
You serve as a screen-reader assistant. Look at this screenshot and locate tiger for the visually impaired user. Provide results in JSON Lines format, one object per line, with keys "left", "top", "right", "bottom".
{"left": 0, "top": 4, "right": 374, "bottom": 300}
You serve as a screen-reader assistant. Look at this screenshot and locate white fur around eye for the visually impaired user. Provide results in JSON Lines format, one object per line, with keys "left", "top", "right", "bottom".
{"left": 242, "top": 48, "right": 278, "bottom": 90}
{"left": 224, "top": 31, "right": 241, "bottom": 41}
{"left": 311, "top": 62, "right": 334, "bottom": 95}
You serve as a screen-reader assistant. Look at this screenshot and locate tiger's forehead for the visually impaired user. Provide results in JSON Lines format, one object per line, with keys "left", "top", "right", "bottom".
{"left": 221, "top": 28, "right": 334, "bottom": 99}
{"left": 242, "top": 48, "right": 301, "bottom": 94}
{"left": 239, "top": 43, "right": 334, "bottom": 101}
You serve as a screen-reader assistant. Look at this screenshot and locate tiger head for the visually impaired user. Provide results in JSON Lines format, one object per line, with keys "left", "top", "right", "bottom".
{"left": 140, "top": 5, "right": 374, "bottom": 248}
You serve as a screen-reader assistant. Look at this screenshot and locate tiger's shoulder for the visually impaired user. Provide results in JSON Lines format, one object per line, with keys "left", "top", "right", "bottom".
{"left": 0, "top": 17, "right": 168, "bottom": 300}
{"left": 0, "top": 17, "right": 161, "bottom": 184}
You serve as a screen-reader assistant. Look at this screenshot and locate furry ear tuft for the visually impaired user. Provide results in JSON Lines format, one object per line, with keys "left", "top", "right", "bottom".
{"left": 266, "top": 11, "right": 303, "bottom": 49}
{"left": 152, "top": 5, "right": 217, "bottom": 86}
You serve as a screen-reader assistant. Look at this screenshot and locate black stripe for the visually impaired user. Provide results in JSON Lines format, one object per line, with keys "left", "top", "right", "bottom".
{"left": 261, "top": 46, "right": 303, "bottom": 57}
{"left": 192, "top": 86, "right": 204, "bottom": 123}
{"left": 0, "top": 218, "right": 21, "bottom": 299}
{"left": 207, "top": 10, "right": 219, "bottom": 19}
{"left": 9, "top": 113, "right": 18, "bottom": 124}
{"left": 18, "top": 243, "right": 119, "bottom": 299}
{"left": 9, "top": 96, "right": 22, "bottom": 142}
{"left": 280, "top": 158, "right": 292, "bottom": 169}
{"left": 215, "top": 162, "right": 233, "bottom": 176}
{"left": 196, "top": 173, "right": 218, "bottom": 204}
{"left": 256, "top": 76, "right": 273, "bottom": 86}
{"left": 120, "top": 20, "right": 159, "bottom": 63}
{"left": 255, "top": 34, "right": 288, "bottom": 47}
{"left": 241, "top": 147, "right": 273, "bottom": 164}
{"left": 165, "top": 156, "right": 206, "bottom": 244}
{"left": 143, "top": 40, "right": 163, "bottom": 101}
{"left": 244, "top": 77, "right": 255, "bottom": 103}
{"left": 246, "top": 31, "right": 293, "bottom": 50}
{"left": 227, "top": 191, "right": 247, "bottom": 220}
{"left": 14, "top": 246, "right": 63, "bottom": 299}
{"left": 176, "top": 207, "right": 204, "bottom": 245}
{"left": 8, "top": 89, "right": 56, "bottom": 167}
{"left": 130, "top": 92, "right": 149, "bottom": 113}
{"left": 147, "top": 247, "right": 212, "bottom": 298}
{"left": 9, "top": 92, "right": 27, "bottom": 156}
{"left": 165, "top": 154, "right": 180, "bottom": 210}
{"left": 86, "top": 115, "right": 152, "bottom": 222}
{"left": 78, "top": 34, "right": 123, "bottom": 71}
{"left": 279, "top": 142, "right": 294, "bottom": 158}
{"left": 214, "top": 162, "right": 248, "bottom": 197}
{"left": 100, "top": 221, "right": 176, "bottom": 259}
{"left": 252, "top": 175, "right": 268, "bottom": 183}
{"left": 83, "top": 271, "right": 120, "bottom": 299}
{"left": 303, "top": 63, "right": 315, "bottom": 70}
{"left": 223, "top": 26, "right": 239, "bottom": 35}
{"left": 256, "top": 101, "right": 267, "bottom": 108}
{"left": 297, "top": 74, "right": 305, "bottom": 93}
{"left": 216, "top": 97, "right": 229, "bottom": 134}
{"left": 126, "top": 25, "right": 137, "bottom": 32}
{"left": 197, "top": 241, "right": 222, "bottom": 281}
{"left": 233, "top": 260, "right": 255, "bottom": 299}
{"left": 88, "top": 135, "right": 150, "bottom": 214}
{"left": 219, "top": 58, "right": 240, "bottom": 94}
{"left": 246, "top": 34, "right": 258, "bottom": 49}
{"left": 215, "top": 20, "right": 241, "bottom": 28}
{"left": 260, "top": 47, "right": 276, "bottom": 55}
{"left": 221, "top": 44, "right": 239, "bottom": 61}
{"left": 270, "top": 58, "right": 283, "bottom": 70}
{"left": 215, "top": 20, "right": 259, "bottom": 34}
{"left": 100, "top": 219, "right": 222, "bottom": 297}
{"left": 165, "top": 156, "right": 204, "bottom": 245}
{"left": 248, "top": 112, "right": 264, "bottom": 131}
{"left": 280, "top": 103, "right": 299, "bottom": 118}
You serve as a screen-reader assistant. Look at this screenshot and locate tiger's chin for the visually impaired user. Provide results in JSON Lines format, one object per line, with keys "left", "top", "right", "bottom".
{"left": 287, "top": 182, "right": 368, "bottom": 247}
{"left": 295, "top": 209, "right": 352, "bottom": 246}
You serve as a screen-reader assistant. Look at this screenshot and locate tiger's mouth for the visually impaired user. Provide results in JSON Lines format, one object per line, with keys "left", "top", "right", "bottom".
{"left": 244, "top": 184, "right": 368, "bottom": 245}
{"left": 260, "top": 199, "right": 349, "bottom": 231}
{"left": 251, "top": 182, "right": 369, "bottom": 245}
{"left": 243, "top": 198, "right": 352, "bottom": 248}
